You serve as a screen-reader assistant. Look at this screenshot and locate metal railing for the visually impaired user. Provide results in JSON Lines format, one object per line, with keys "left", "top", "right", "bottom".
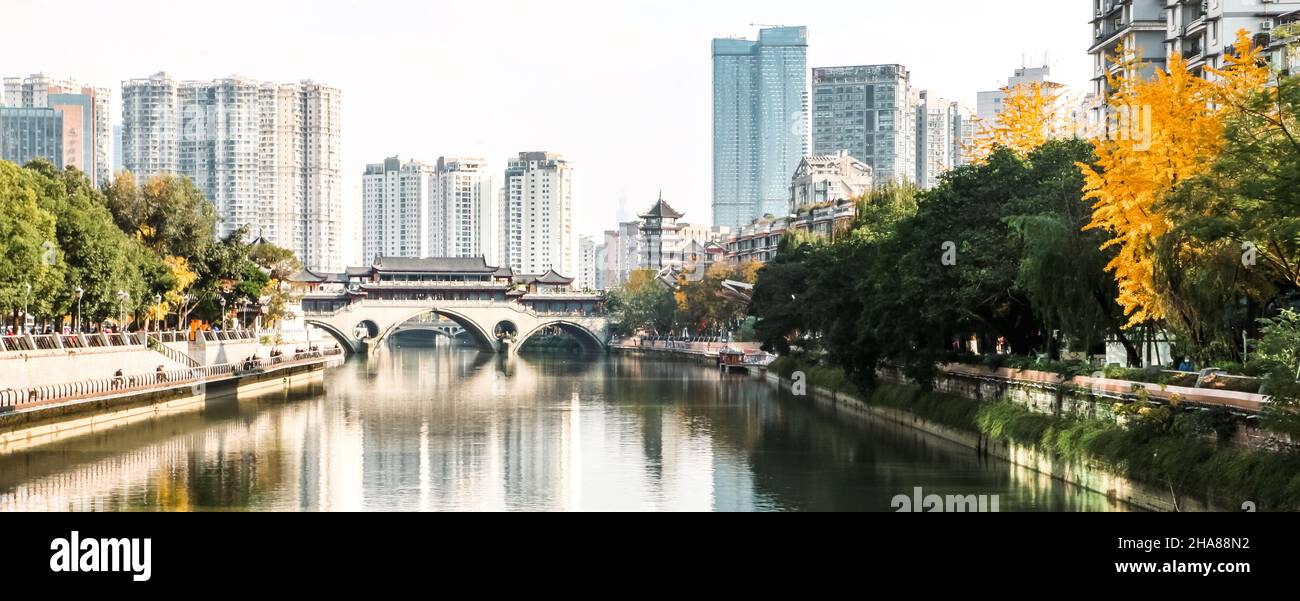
{"left": 0, "top": 347, "right": 344, "bottom": 411}
{"left": 199, "top": 330, "right": 259, "bottom": 343}
{"left": 0, "top": 332, "right": 147, "bottom": 354}
{"left": 146, "top": 334, "right": 202, "bottom": 368}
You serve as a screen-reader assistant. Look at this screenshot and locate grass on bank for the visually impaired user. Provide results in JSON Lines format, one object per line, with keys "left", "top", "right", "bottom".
{"left": 770, "top": 356, "right": 1300, "bottom": 510}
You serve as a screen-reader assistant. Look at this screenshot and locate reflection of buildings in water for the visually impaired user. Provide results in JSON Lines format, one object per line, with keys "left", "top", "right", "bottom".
{"left": 0, "top": 350, "right": 775, "bottom": 512}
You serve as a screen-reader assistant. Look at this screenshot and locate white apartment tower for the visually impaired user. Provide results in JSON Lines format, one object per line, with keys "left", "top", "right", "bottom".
{"left": 432, "top": 157, "right": 499, "bottom": 265}
{"left": 121, "top": 72, "right": 180, "bottom": 177}
{"left": 179, "top": 77, "right": 262, "bottom": 240}
{"left": 1165, "top": 0, "right": 1300, "bottom": 77}
{"left": 300, "top": 82, "right": 344, "bottom": 273}
{"left": 122, "top": 74, "right": 343, "bottom": 272}
{"left": 503, "top": 152, "right": 573, "bottom": 276}
{"left": 915, "top": 91, "right": 961, "bottom": 190}
{"left": 5, "top": 73, "right": 113, "bottom": 183}
{"left": 363, "top": 156, "right": 432, "bottom": 261}
{"left": 578, "top": 235, "right": 596, "bottom": 292}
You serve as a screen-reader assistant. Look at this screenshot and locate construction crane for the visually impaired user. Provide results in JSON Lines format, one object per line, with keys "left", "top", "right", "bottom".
{"left": 750, "top": 23, "right": 788, "bottom": 28}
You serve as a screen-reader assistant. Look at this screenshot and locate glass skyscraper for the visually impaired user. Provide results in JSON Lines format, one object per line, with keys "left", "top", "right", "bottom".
{"left": 0, "top": 107, "right": 63, "bottom": 169}
{"left": 712, "top": 26, "right": 808, "bottom": 230}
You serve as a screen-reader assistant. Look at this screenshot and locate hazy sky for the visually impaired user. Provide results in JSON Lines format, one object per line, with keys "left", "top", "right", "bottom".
{"left": 2, "top": 0, "right": 1092, "bottom": 265}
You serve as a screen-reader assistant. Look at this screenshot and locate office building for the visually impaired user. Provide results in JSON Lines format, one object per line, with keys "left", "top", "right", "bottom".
{"left": 4, "top": 74, "right": 110, "bottom": 182}
{"left": 811, "top": 64, "right": 915, "bottom": 184}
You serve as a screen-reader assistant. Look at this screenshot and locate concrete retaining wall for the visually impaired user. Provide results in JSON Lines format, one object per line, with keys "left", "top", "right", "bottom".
{"left": 1, "top": 347, "right": 189, "bottom": 389}
{"left": 769, "top": 373, "right": 1224, "bottom": 512}
{"left": 0, "top": 361, "right": 332, "bottom": 453}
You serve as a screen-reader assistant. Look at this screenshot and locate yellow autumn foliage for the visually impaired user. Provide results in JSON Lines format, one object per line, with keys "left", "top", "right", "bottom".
{"left": 969, "top": 81, "right": 1069, "bottom": 161}
{"left": 1079, "top": 31, "right": 1267, "bottom": 328}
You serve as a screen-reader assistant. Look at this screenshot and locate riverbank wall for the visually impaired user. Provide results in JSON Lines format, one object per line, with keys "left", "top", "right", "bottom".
{"left": 764, "top": 372, "right": 1214, "bottom": 512}
{"left": 0, "top": 354, "right": 344, "bottom": 454}
{"left": 615, "top": 343, "right": 1238, "bottom": 511}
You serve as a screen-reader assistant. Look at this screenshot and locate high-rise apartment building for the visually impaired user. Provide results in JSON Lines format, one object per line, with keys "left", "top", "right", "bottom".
{"left": 976, "top": 66, "right": 1057, "bottom": 126}
{"left": 1166, "top": 0, "right": 1300, "bottom": 77}
{"left": 431, "top": 157, "right": 498, "bottom": 264}
{"left": 915, "top": 91, "right": 964, "bottom": 190}
{"left": 503, "top": 152, "right": 573, "bottom": 276}
{"left": 578, "top": 235, "right": 596, "bottom": 291}
{"left": 712, "top": 26, "right": 809, "bottom": 230}
{"left": 362, "top": 156, "right": 432, "bottom": 262}
{"left": 1088, "top": 0, "right": 1168, "bottom": 116}
{"left": 121, "top": 72, "right": 180, "bottom": 177}
{"left": 300, "top": 82, "right": 344, "bottom": 273}
{"left": 179, "top": 77, "right": 263, "bottom": 240}
{"left": 4, "top": 74, "right": 111, "bottom": 183}
{"left": 122, "top": 73, "right": 343, "bottom": 272}
{"left": 811, "top": 64, "right": 916, "bottom": 185}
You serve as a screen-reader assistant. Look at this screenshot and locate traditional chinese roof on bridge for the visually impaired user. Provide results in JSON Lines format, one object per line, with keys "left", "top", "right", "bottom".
{"left": 371, "top": 256, "right": 498, "bottom": 274}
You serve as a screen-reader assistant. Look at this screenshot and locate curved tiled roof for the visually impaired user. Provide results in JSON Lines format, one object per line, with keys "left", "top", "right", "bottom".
{"left": 370, "top": 256, "right": 496, "bottom": 274}
{"left": 639, "top": 197, "right": 685, "bottom": 220}
{"left": 535, "top": 269, "right": 575, "bottom": 285}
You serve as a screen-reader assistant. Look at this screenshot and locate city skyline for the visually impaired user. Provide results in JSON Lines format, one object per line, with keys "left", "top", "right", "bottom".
{"left": 0, "top": 0, "right": 1093, "bottom": 266}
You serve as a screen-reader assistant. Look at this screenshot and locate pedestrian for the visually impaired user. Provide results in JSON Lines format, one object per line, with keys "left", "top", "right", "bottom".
{"left": 156, "top": 365, "right": 168, "bottom": 383}
{"left": 113, "top": 369, "right": 125, "bottom": 389}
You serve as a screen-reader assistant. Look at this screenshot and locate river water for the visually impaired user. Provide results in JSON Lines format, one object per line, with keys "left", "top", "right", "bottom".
{"left": 0, "top": 348, "right": 1127, "bottom": 512}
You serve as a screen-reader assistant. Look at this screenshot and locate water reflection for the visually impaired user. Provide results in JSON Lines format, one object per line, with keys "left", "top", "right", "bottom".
{"left": 0, "top": 349, "right": 1128, "bottom": 512}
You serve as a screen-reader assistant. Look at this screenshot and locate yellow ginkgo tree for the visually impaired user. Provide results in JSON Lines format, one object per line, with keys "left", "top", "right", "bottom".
{"left": 1078, "top": 32, "right": 1268, "bottom": 328}
{"left": 968, "top": 80, "right": 1069, "bottom": 161}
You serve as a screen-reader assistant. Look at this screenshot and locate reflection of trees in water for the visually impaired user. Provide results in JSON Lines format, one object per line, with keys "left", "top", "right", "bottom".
{"left": 0, "top": 383, "right": 328, "bottom": 511}
{"left": 600, "top": 356, "right": 1123, "bottom": 512}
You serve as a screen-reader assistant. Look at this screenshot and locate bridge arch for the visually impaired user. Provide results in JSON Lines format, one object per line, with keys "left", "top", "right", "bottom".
{"left": 305, "top": 320, "right": 362, "bottom": 355}
{"left": 373, "top": 307, "right": 497, "bottom": 353}
{"left": 515, "top": 320, "right": 608, "bottom": 354}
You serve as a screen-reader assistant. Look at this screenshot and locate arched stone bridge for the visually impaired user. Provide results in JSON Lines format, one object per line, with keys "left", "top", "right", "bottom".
{"left": 304, "top": 299, "right": 611, "bottom": 356}
{"left": 292, "top": 257, "right": 611, "bottom": 356}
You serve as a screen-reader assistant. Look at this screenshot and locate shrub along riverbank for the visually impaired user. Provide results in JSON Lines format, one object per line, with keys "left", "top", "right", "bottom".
{"left": 770, "top": 357, "right": 1300, "bottom": 511}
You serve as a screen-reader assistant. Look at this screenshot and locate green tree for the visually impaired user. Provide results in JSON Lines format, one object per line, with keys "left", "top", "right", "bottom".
{"left": 0, "top": 161, "right": 62, "bottom": 324}
{"left": 608, "top": 269, "right": 678, "bottom": 335}
{"left": 104, "top": 171, "right": 218, "bottom": 261}
{"left": 22, "top": 160, "right": 154, "bottom": 327}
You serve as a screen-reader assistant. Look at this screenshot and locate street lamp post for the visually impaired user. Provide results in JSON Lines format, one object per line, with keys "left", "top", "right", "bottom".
{"left": 23, "top": 282, "right": 31, "bottom": 334}
{"left": 219, "top": 298, "right": 227, "bottom": 331}
{"left": 154, "top": 294, "right": 162, "bottom": 332}
{"left": 75, "top": 287, "right": 84, "bottom": 334}
{"left": 117, "top": 290, "right": 127, "bottom": 333}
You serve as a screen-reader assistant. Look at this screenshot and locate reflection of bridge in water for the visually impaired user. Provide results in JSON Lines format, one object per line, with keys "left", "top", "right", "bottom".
{"left": 293, "top": 257, "right": 610, "bottom": 355}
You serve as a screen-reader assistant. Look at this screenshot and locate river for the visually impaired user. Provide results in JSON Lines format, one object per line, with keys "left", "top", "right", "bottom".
{"left": 0, "top": 348, "right": 1128, "bottom": 512}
